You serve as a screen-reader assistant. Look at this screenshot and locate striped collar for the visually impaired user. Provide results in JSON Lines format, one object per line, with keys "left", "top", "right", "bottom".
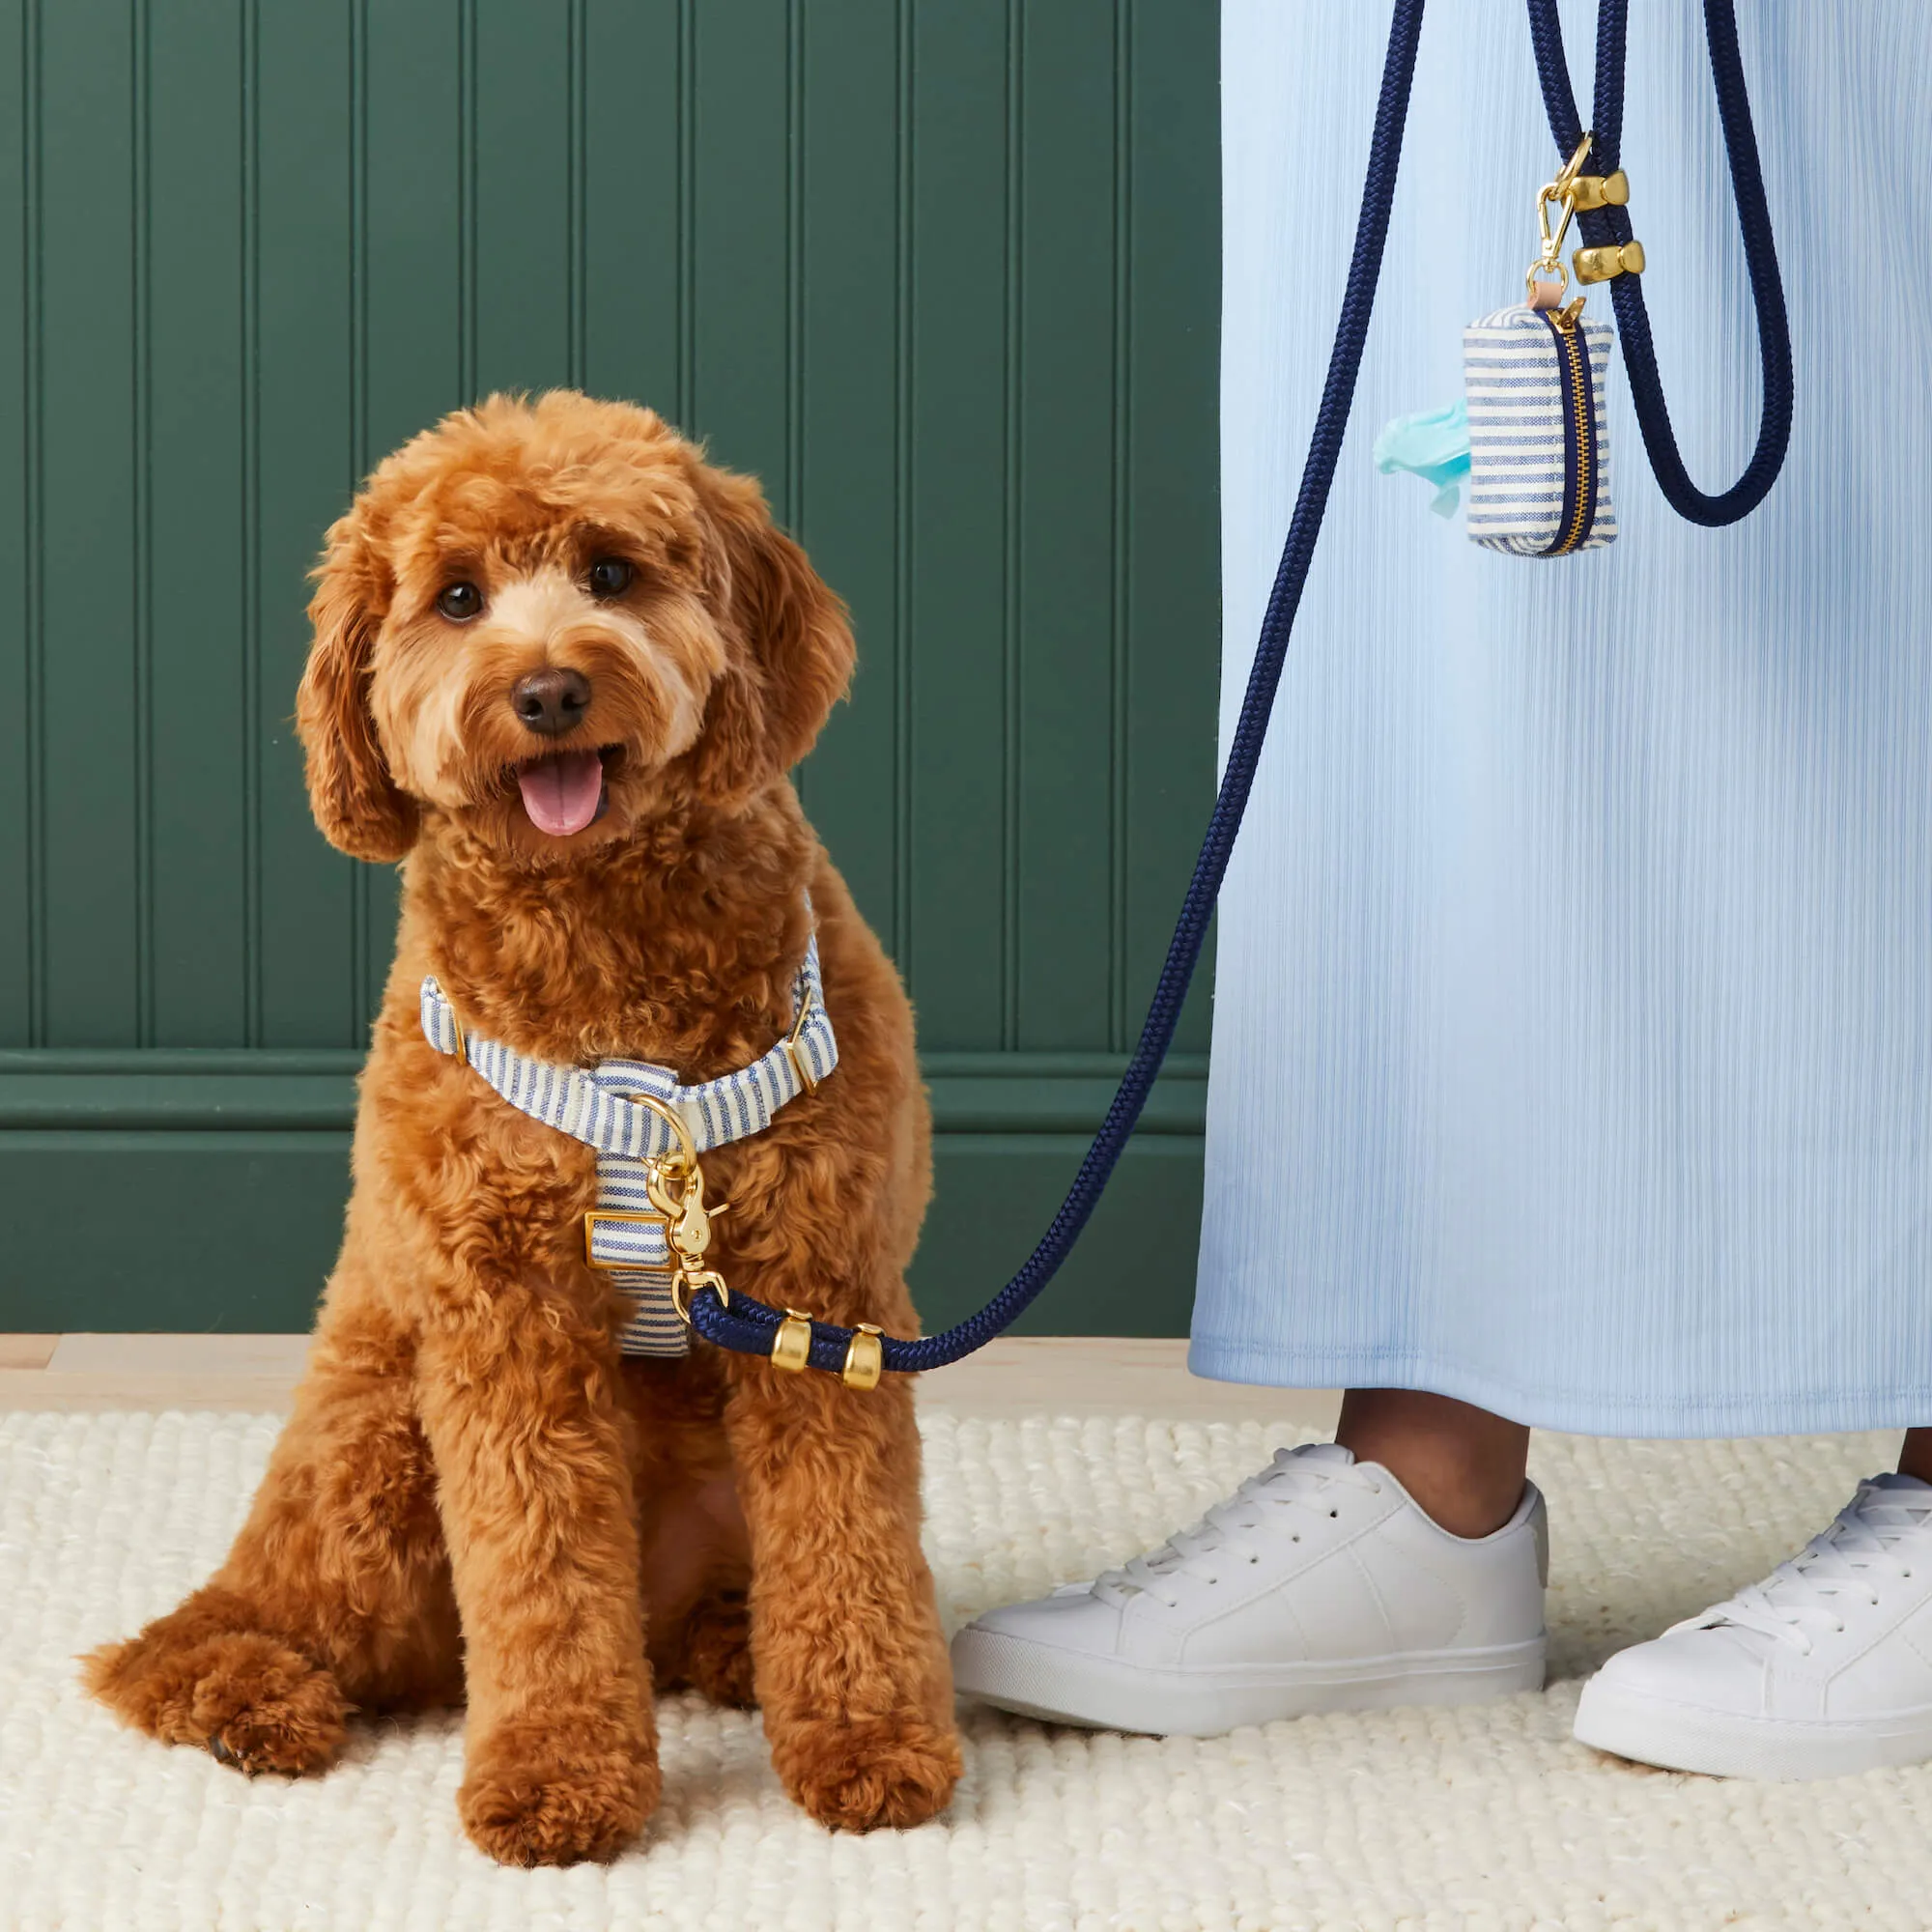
{"left": 418, "top": 933, "right": 837, "bottom": 1160}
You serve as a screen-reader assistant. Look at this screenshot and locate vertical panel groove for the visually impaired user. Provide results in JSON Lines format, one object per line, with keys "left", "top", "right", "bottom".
{"left": 999, "top": 0, "right": 1021, "bottom": 1051}
{"left": 130, "top": 0, "right": 153, "bottom": 1044}
{"left": 1108, "top": 0, "right": 1132, "bottom": 1053}
{"left": 674, "top": 0, "right": 694, "bottom": 429}
{"left": 347, "top": 0, "right": 369, "bottom": 1037}
{"left": 21, "top": 0, "right": 43, "bottom": 1045}
{"left": 457, "top": 0, "right": 474, "bottom": 402}
{"left": 783, "top": 0, "right": 804, "bottom": 806}
{"left": 785, "top": 0, "right": 802, "bottom": 531}
{"left": 891, "top": 0, "right": 912, "bottom": 973}
{"left": 241, "top": 0, "right": 263, "bottom": 1044}
{"left": 566, "top": 0, "right": 584, "bottom": 389}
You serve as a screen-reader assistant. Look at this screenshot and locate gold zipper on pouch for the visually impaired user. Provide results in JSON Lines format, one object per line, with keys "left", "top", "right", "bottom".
{"left": 1546, "top": 303, "right": 1593, "bottom": 555}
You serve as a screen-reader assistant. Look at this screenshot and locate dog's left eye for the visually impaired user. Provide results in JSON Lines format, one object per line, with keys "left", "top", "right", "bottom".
{"left": 586, "top": 557, "right": 634, "bottom": 600}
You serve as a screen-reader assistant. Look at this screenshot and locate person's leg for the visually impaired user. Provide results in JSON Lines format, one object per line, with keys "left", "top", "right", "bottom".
{"left": 1334, "top": 1390, "right": 1530, "bottom": 1539}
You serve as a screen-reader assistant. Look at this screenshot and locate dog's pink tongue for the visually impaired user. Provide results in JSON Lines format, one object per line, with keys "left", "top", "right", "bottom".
{"left": 517, "top": 751, "right": 604, "bottom": 837}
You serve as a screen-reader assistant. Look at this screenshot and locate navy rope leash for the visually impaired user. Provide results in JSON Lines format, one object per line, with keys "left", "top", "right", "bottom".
{"left": 1526, "top": 0, "right": 1792, "bottom": 526}
{"left": 690, "top": 0, "right": 1431, "bottom": 1378}
{"left": 691, "top": 0, "right": 1792, "bottom": 1378}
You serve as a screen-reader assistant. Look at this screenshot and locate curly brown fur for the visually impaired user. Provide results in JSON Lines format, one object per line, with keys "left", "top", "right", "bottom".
{"left": 85, "top": 392, "right": 958, "bottom": 1864}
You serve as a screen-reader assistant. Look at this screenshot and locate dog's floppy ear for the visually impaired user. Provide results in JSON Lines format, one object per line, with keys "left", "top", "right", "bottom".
{"left": 692, "top": 466, "right": 856, "bottom": 797}
{"left": 296, "top": 506, "right": 418, "bottom": 863}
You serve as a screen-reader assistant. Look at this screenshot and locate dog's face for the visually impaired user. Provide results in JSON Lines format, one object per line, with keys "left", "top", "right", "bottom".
{"left": 296, "top": 391, "right": 855, "bottom": 864}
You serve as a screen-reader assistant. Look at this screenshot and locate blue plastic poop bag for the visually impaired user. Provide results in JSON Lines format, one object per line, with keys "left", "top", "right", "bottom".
{"left": 1373, "top": 400, "right": 1470, "bottom": 517}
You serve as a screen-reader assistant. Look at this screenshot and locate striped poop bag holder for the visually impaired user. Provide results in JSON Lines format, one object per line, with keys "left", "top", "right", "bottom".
{"left": 1463, "top": 135, "right": 1634, "bottom": 557}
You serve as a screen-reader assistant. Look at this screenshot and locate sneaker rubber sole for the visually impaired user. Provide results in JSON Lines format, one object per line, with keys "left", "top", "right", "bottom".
{"left": 1573, "top": 1674, "right": 1932, "bottom": 1781}
{"left": 951, "top": 1627, "right": 1547, "bottom": 1737}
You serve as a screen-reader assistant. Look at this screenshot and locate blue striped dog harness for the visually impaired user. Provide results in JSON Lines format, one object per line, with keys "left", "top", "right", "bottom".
{"left": 419, "top": 935, "right": 838, "bottom": 1358}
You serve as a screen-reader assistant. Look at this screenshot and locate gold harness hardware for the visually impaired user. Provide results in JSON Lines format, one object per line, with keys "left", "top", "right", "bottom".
{"left": 582, "top": 1208, "right": 671, "bottom": 1267}
{"left": 587, "top": 1089, "right": 734, "bottom": 1322}
{"left": 781, "top": 982, "right": 821, "bottom": 1094}
{"left": 591, "top": 1089, "right": 885, "bottom": 1392}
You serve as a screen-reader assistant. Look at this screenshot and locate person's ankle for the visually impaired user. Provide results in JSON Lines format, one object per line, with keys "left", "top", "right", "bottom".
{"left": 1380, "top": 1464, "right": 1526, "bottom": 1540}
{"left": 1335, "top": 1388, "right": 1530, "bottom": 1540}
{"left": 1899, "top": 1426, "right": 1932, "bottom": 1487}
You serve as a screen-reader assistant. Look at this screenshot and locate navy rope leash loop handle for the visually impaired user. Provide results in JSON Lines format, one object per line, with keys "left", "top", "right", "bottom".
{"left": 1526, "top": 0, "right": 1793, "bottom": 527}
{"left": 689, "top": 0, "right": 1431, "bottom": 1378}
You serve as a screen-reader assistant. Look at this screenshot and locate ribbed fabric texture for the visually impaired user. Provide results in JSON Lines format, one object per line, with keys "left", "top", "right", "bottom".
{"left": 1194, "top": 0, "right": 1932, "bottom": 1436}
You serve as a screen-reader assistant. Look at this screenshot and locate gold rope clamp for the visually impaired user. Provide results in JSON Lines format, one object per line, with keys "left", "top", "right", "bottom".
{"left": 771, "top": 1309, "right": 813, "bottom": 1374}
{"left": 841, "top": 1322, "right": 884, "bottom": 1391}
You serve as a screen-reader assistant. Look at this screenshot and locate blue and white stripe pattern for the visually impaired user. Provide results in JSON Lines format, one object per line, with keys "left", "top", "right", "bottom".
{"left": 1463, "top": 303, "right": 1616, "bottom": 555}
{"left": 418, "top": 937, "right": 837, "bottom": 1357}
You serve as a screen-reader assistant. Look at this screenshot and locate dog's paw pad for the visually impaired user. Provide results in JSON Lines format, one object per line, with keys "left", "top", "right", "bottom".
{"left": 780, "top": 1713, "right": 962, "bottom": 1832}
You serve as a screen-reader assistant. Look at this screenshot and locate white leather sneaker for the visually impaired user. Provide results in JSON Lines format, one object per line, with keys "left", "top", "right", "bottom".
{"left": 951, "top": 1442, "right": 1548, "bottom": 1736}
{"left": 1574, "top": 1474, "right": 1932, "bottom": 1780}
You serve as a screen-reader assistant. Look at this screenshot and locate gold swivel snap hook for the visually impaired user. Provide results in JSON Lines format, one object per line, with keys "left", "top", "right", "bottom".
{"left": 1525, "top": 131, "right": 1592, "bottom": 304}
{"left": 610, "top": 1090, "right": 733, "bottom": 1324}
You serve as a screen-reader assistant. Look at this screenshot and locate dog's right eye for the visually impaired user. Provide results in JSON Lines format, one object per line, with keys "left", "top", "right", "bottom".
{"left": 436, "top": 582, "right": 482, "bottom": 622}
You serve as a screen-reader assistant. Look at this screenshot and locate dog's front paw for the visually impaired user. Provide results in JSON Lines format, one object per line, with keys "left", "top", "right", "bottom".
{"left": 774, "top": 1711, "right": 962, "bottom": 1832}
{"left": 459, "top": 1713, "right": 660, "bottom": 1866}
{"left": 85, "top": 1623, "right": 348, "bottom": 1776}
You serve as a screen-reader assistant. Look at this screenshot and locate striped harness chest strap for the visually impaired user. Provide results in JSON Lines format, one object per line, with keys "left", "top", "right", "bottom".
{"left": 418, "top": 937, "right": 838, "bottom": 1358}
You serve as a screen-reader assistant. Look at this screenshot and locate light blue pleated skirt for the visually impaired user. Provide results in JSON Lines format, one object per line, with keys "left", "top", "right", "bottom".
{"left": 1191, "top": 0, "right": 1932, "bottom": 1437}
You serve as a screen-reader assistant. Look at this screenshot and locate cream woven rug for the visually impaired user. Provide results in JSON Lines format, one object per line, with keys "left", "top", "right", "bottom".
{"left": 4, "top": 1410, "right": 1930, "bottom": 1931}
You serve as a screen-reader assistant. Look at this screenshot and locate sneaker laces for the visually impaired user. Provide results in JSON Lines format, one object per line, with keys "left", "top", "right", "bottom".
{"left": 1674, "top": 1479, "right": 1932, "bottom": 1657}
{"left": 1091, "top": 1444, "right": 1385, "bottom": 1610}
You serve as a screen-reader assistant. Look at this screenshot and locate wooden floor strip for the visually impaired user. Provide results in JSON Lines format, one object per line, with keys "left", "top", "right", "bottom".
{"left": 0, "top": 1333, "right": 1340, "bottom": 1427}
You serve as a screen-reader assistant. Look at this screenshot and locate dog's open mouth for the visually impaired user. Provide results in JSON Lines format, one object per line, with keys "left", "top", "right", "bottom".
{"left": 515, "top": 747, "right": 616, "bottom": 837}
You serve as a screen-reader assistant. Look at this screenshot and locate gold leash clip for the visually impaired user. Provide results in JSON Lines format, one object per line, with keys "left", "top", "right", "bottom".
{"left": 611, "top": 1089, "right": 734, "bottom": 1323}
{"left": 1525, "top": 131, "right": 1593, "bottom": 302}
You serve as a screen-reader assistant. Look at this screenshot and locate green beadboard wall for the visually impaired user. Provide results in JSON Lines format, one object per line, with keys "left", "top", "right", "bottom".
{"left": 0, "top": 0, "right": 1219, "bottom": 1335}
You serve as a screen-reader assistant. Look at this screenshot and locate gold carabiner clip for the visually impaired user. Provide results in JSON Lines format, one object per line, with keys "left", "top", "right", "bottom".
{"left": 1525, "top": 132, "right": 1594, "bottom": 304}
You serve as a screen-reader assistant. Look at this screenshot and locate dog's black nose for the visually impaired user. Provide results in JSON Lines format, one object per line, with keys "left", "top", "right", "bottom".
{"left": 510, "top": 667, "right": 591, "bottom": 737}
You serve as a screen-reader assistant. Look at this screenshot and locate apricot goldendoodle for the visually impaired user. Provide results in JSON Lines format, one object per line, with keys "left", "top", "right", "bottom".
{"left": 85, "top": 391, "right": 961, "bottom": 1865}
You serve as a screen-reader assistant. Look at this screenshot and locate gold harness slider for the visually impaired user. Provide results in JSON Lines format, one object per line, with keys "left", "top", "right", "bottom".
{"left": 771, "top": 1308, "right": 814, "bottom": 1374}
{"left": 841, "top": 1322, "right": 884, "bottom": 1391}
{"left": 781, "top": 982, "right": 821, "bottom": 1094}
{"left": 582, "top": 1208, "right": 670, "bottom": 1269}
